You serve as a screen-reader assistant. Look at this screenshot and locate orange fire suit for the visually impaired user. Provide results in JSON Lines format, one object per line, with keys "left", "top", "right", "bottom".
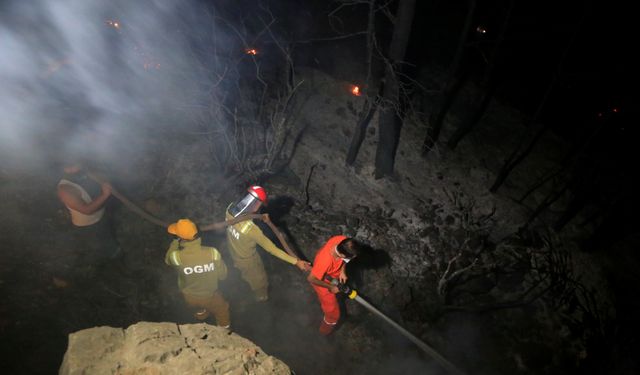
{"left": 165, "top": 238, "right": 230, "bottom": 327}
{"left": 310, "top": 235, "right": 347, "bottom": 335}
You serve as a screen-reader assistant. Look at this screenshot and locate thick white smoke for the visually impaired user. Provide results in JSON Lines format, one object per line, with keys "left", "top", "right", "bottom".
{"left": 0, "top": 0, "right": 225, "bottom": 170}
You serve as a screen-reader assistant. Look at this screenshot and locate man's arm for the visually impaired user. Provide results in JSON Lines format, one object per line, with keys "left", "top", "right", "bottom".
{"left": 253, "top": 228, "right": 311, "bottom": 271}
{"left": 218, "top": 258, "right": 228, "bottom": 281}
{"left": 260, "top": 214, "right": 297, "bottom": 258}
{"left": 57, "top": 182, "right": 112, "bottom": 215}
{"left": 307, "top": 273, "right": 340, "bottom": 294}
{"left": 164, "top": 239, "right": 180, "bottom": 265}
{"left": 338, "top": 265, "right": 348, "bottom": 284}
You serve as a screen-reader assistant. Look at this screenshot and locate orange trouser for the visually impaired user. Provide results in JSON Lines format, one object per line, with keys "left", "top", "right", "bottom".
{"left": 312, "top": 285, "right": 340, "bottom": 335}
{"left": 182, "top": 291, "right": 230, "bottom": 328}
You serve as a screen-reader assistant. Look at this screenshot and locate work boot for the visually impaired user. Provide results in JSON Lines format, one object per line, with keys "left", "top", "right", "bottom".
{"left": 194, "top": 309, "right": 210, "bottom": 321}
{"left": 254, "top": 288, "right": 269, "bottom": 302}
{"left": 319, "top": 319, "right": 336, "bottom": 336}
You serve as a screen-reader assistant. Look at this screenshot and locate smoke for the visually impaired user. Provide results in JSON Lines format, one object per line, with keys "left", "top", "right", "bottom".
{"left": 0, "top": 0, "right": 231, "bottom": 170}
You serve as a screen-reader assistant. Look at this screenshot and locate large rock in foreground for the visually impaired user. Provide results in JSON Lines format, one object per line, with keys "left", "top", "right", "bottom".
{"left": 59, "top": 322, "right": 291, "bottom": 375}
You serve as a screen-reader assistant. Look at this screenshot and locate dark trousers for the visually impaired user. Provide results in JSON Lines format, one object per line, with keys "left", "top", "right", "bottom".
{"left": 70, "top": 218, "right": 120, "bottom": 268}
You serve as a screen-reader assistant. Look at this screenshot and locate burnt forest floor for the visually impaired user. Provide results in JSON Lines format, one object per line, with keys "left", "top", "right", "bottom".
{"left": 1, "top": 65, "right": 639, "bottom": 374}
{"left": 0, "top": 167, "right": 443, "bottom": 374}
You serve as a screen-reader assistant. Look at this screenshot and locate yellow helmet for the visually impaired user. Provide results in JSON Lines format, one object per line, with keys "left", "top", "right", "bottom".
{"left": 167, "top": 219, "right": 198, "bottom": 240}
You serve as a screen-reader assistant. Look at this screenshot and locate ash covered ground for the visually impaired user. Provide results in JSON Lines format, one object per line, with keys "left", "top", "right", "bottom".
{"left": 1, "top": 67, "right": 631, "bottom": 374}
{"left": 1, "top": 0, "right": 637, "bottom": 374}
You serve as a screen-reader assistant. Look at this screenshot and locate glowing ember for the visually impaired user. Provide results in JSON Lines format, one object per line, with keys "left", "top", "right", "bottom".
{"left": 612, "top": 107, "right": 619, "bottom": 113}
{"left": 106, "top": 20, "right": 121, "bottom": 29}
{"left": 351, "top": 85, "right": 361, "bottom": 96}
{"left": 143, "top": 62, "right": 161, "bottom": 70}
{"left": 44, "top": 58, "right": 71, "bottom": 77}
{"left": 245, "top": 48, "right": 258, "bottom": 55}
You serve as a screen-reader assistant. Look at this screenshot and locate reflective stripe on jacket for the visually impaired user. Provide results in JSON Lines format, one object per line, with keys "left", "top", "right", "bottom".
{"left": 165, "top": 238, "right": 227, "bottom": 297}
{"left": 225, "top": 207, "right": 297, "bottom": 265}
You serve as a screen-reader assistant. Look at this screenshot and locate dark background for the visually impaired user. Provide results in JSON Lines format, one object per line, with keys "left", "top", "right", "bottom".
{"left": 1, "top": 0, "right": 638, "bottom": 374}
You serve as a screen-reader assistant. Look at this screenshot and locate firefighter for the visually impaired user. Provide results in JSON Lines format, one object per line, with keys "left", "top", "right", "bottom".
{"left": 307, "top": 236, "right": 362, "bottom": 335}
{"left": 56, "top": 161, "right": 121, "bottom": 284}
{"left": 225, "top": 185, "right": 311, "bottom": 302}
{"left": 165, "top": 219, "right": 230, "bottom": 328}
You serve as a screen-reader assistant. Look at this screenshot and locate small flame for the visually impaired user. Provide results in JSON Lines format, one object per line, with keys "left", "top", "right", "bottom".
{"left": 106, "top": 20, "right": 121, "bottom": 29}
{"left": 612, "top": 107, "right": 619, "bottom": 113}
{"left": 351, "top": 85, "right": 361, "bottom": 96}
{"left": 476, "top": 25, "right": 487, "bottom": 34}
{"left": 245, "top": 48, "right": 258, "bottom": 56}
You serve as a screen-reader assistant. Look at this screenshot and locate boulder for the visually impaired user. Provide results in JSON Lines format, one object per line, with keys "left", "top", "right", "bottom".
{"left": 59, "top": 321, "right": 291, "bottom": 375}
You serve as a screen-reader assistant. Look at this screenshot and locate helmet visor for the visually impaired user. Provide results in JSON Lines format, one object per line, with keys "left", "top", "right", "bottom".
{"left": 229, "top": 193, "right": 262, "bottom": 217}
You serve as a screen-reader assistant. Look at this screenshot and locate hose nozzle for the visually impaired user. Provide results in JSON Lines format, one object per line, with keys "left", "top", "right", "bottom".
{"left": 338, "top": 283, "right": 358, "bottom": 299}
{"left": 330, "top": 278, "right": 358, "bottom": 299}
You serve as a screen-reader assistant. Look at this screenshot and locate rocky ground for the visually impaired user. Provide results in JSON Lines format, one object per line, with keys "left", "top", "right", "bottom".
{"left": 0, "top": 67, "right": 629, "bottom": 374}
{"left": 60, "top": 322, "right": 292, "bottom": 374}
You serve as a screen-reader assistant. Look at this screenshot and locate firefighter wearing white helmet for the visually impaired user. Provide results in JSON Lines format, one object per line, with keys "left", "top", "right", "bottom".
{"left": 226, "top": 185, "right": 311, "bottom": 301}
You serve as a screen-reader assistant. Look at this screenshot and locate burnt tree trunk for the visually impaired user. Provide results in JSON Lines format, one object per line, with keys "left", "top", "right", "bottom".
{"left": 520, "top": 182, "right": 569, "bottom": 231}
{"left": 374, "top": 0, "right": 416, "bottom": 179}
{"left": 490, "top": 3, "right": 585, "bottom": 193}
{"left": 446, "top": 0, "right": 514, "bottom": 150}
{"left": 447, "top": 81, "right": 497, "bottom": 149}
{"left": 346, "top": 96, "right": 381, "bottom": 166}
{"left": 490, "top": 97, "right": 552, "bottom": 193}
{"left": 421, "top": 0, "right": 476, "bottom": 156}
{"left": 346, "top": 0, "right": 380, "bottom": 166}
{"left": 553, "top": 194, "right": 588, "bottom": 231}
{"left": 518, "top": 118, "right": 605, "bottom": 204}
{"left": 518, "top": 167, "right": 564, "bottom": 204}
{"left": 552, "top": 159, "right": 599, "bottom": 231}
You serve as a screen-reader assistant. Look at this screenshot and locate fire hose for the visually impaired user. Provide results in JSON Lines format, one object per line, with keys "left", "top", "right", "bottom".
{"left": 87, "top": 173, "right": 461, "bottom": 371}
{"left": 335, "top": 282, "right": 467, "bottom": 375}
{"left": 87, "top": 172, "right": 263, "bottom": 231}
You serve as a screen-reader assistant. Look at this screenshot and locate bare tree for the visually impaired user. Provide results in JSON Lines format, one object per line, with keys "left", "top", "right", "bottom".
{"left": 446, "top": 0, "right": 515, "bottom": 150}
{"left": 429, "top": 187, "right": 495, "bottom": 304}
{"left": 421, "top": 0, "right": 477, "bottom": 157}
{"left": 490, "top": 3, "right": 588, "bottom": 193}
{"left": 172, "top": 6, "right": 304, "bottom": 182}
{"left": 346, "top": 0, "right": 380, "bottom": 166}
{"left": 340, "top": 0, "right": 417, "bottom": 178}
{"left": 374, "top": 0, "right": 416, "bottom": 178}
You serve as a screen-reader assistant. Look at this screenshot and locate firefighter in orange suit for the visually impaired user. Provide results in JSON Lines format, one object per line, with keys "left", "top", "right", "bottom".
{"left": 225, "top": 186, "right": 311, "bottom": 302}
{"left": 307, "top": 236, "right": 362, "bottom": 335}
{"left": 166, "top": 219, "right": 230, "bottom": 328}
